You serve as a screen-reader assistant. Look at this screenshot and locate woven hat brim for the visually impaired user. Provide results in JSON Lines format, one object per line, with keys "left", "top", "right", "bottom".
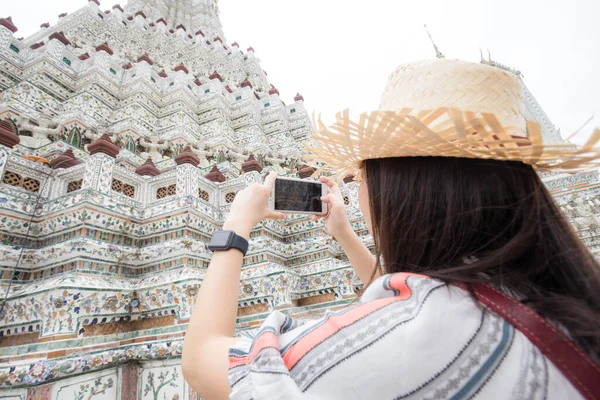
{"left": 303, "top": 108, "right": 600, "bottom": 181}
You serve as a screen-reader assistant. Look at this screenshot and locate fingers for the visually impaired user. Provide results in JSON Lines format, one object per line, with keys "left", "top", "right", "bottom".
{"left": 312, "top": 214, "right": 327, "bottom": 223}
{"left": 264, "top": 172, "right": 278, "bottom": 190}
{"left": 319, "top": 176, "right": 334, "bottom": 187}
{"left": 321, "top": 194, "right": 343, "bottom": 207}
{"left": 319, "top": 176, "right": 341, "bottom": 194}
{"left": 266, "top": 210, "right": 286, "bottom": 220}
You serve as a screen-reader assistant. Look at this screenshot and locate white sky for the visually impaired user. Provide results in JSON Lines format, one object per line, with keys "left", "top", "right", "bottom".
{"left": 4, "top": 0, "right": 600, "bottom": 144}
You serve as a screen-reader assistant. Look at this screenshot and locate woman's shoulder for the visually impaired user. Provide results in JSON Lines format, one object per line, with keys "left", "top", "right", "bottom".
{"left": 278, "top": 273, "right": 473, "bottom": 348}
{"left": 361, "top": 272, "right": 448, "bottom": 301}
{"left": 234, "top": 273, "right": 468, "bottom": 349}
{"left": 234, "top": 273, "right": 473, "bottom": 350}
{"left": 228, "top": 273, "right": 583, "bottom": 399}
{"left": 229, "top": 274, "right": 475, "bottom": 371}
{"left": 228, "top": 273, "right": 487, "bottom": 398}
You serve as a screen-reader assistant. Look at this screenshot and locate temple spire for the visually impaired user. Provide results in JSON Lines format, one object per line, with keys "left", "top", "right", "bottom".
{"left": 135, "top": 0, "right": 223, "bottom": 39}
{"left": 424, "top": 25, "right": 444, "bottom": 59}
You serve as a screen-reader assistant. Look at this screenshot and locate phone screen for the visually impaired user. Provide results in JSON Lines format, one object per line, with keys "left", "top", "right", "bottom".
{"left": 274, "top": 179, "right": 323, "bottom": 213}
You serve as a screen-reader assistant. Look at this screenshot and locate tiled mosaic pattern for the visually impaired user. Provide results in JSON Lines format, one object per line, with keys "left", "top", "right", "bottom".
{"left": 0, "top": 0, "right": 599, "bottom": 397}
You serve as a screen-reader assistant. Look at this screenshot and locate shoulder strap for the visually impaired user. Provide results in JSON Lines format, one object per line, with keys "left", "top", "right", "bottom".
{"left": 458, "top": 282, "right": 600, "bottom": 400}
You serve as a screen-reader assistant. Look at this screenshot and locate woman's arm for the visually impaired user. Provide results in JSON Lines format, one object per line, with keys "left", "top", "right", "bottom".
{"left": 181, "top": 225, "right": 246, "bottom": 400}
{"left": 315, "top": 177, "right": 379, "bottom": 285}
{"left": 182, "top": 173, "right": 285, "bottom": 400}
{"left": 334, "top": 228, "right": 378, "bottom": 285}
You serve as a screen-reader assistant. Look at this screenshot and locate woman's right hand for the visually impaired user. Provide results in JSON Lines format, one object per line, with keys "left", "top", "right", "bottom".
{"left": 312, "top": 176, "right": 353, "bottom": 239}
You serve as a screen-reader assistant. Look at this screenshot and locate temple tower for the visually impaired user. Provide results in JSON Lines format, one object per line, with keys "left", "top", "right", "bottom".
{"left": 0, "top": 1, "right": 359, "bottom": 398}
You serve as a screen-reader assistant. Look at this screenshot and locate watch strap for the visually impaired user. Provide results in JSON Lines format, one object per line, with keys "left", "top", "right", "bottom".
{"left": 230, "top": 233, "right": 249, "bottom": 256}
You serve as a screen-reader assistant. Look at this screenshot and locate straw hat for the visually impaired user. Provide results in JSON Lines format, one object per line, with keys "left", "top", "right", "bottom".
{"left": 304, "top": 59, "right": 600, "bottom": 180}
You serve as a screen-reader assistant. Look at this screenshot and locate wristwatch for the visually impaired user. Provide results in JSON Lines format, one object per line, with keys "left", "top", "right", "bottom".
{"left": 208, "top": 230, "right": 249, "bottom": 256}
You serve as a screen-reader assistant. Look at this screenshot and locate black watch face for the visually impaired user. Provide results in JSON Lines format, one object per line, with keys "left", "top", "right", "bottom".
{"left": 209, "top": 230, "right": 234, "bottom": 249}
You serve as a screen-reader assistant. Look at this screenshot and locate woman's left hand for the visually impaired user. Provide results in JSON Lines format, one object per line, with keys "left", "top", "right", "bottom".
{"left": 223, "top": 172, "right": 286, "bottom": 237}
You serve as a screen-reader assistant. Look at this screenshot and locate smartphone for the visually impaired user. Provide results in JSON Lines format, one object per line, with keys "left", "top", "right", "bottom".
{"left": 268, "top": 176, "right": 328, "bottom": 215}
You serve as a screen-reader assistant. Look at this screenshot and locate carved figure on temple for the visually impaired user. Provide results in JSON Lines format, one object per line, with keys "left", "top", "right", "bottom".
{"left": 139, "top": 134, "right": 171, "bottom": 160}
{"left": 190, "top": 141, "right": 213, "bottom": 168}
{"left": 16, "top": 111, "right": 64, "bottom": 147}
{"left": 223, "top": 148, "right": 247, "bottom": 169}
{"left": 263, "top": 151, "right": 289, "bottom": 174}
{"left": 70, "top": 35, "right": 93, "bottom": 54}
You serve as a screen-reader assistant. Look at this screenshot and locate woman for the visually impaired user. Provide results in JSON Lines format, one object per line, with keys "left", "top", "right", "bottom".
{"left": 182, "top": 59, "right": 600, "bottom": 399}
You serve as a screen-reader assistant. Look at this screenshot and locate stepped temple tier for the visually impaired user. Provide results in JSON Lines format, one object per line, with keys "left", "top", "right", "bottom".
{"left": 0, "top": 2, "right": 599, "bottom": 399}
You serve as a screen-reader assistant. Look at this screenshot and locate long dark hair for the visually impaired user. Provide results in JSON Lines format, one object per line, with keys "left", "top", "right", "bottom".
{"left": 363, "top": 156, "right": 600, "bottom": 359}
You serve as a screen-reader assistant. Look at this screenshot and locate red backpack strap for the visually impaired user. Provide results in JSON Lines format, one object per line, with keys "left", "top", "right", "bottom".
{"left": 455, "top": 282, "right": 600, "bottom": 400}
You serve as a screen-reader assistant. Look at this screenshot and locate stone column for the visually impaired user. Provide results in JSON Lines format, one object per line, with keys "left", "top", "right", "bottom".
{"left": 0, "top": 145, "right": 11, "bottom": 180}
{"left": 173, "top": 64, "right": 189, "bottom": 85}
{"left": 46, "top": 32, "right": 70, "bottom": 62}
{"left": 0, "top": 118, "right": 20, "bottom": 178}
{"left": 135, "top": 53, "right": 154, "bottom": 80}
{"left": 175, "top": 146, "right": 200, "bottom": 197}
{"left": 110, "top": 4, "right": 124, "bottom": 20}
{"left": 93, "top": 43, "right": 114, "bottom": 71}
{"left": 46, "top": 149, "right": 81, "bottom": 199}
{"left": 26, "top": 384, "right": 52, "bottom": 400}
{"left": 82, "top": 153, "right": 115, "bottom": 194}
{"left": 121, "top": 363, "right": 139, "bottom": 400}
{"left": 0, "top": 17, "right": 18, "bottom": 51}
{"left": 83, "top": 134, "right": 120, "bottom": 193}
{"left": 133, "top": 11, "right": 146, "bottom": 27}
